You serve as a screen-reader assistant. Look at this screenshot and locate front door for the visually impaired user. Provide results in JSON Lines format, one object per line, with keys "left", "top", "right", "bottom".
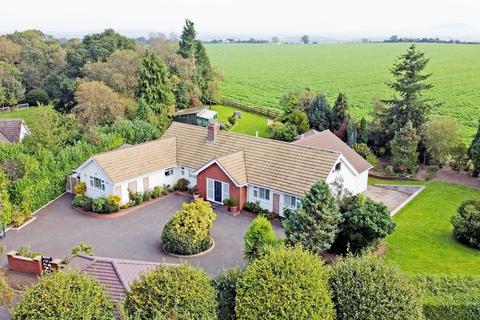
{"left": 214, "top": 181, "right": 222, "bottom": 203}
{"left": 273, "top": 193, "right": 280, "bottom": 214}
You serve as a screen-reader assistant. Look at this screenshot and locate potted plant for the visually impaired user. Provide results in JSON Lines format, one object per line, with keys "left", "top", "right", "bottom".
{"left": 229, "top": 198, "right": 239, "bottom": 213}
{"left": 191, "top": 186, "right": 200, "bottom": 200}
{"left": 223, "top": 198, "right": 231, "bottom": 211}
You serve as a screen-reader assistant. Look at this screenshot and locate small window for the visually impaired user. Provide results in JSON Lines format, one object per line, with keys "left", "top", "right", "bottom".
{"left": 165, "top": 168, "right": 174, "bottom": 176}
{"left": 253, "top": 186, "right": 270, "bottom": 201}
{"left": 89, "top": 176, "right": 105, "bottom": 191}
{"left": 181, "top": 167, "right": 185, "bottom": 176}
{"left": 335, "top": 162, "right": 342, "bottom": 171}
{"left": 284, "top": 194, "right": 301, "bottom": 210}
{"left": 189, "top": 169, "right": 196, "bottom": 179}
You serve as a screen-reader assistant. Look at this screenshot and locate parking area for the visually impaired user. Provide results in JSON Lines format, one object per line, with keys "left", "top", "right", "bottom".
{"left": 363, "top": 184, "right": 424, "bottom": 215}
{"left": 0, "top": 194, "right": 284, "bottom": 275}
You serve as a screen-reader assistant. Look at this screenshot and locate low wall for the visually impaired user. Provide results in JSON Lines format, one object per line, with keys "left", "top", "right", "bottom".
{"left": 7, "top": 251, "right": 63, "bottom": 275}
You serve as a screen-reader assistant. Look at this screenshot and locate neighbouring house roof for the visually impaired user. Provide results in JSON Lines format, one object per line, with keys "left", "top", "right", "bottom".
{"left": 71, "top": 255, "right": 174, "bottom": 318}
{"left": 163, "top": 122, "right": 339, "bottom": 196}
{"left": 0, "top": 119, "right": 28, "bottom": 143}
{"left": 197, "top": 109, "right": 217, "bottom": 120}
{"left": 80, "top": 122, "right": 341, "bottom": 196}
{"left": 173, "top": 107, "right": 204, "bottom": 116}
{"left": 293, "top": 129, "right": 373, "bottom": 174}
{"left": 91, "top": 136, "right": 177, "bottom": 183}
{"left": 0, "top": 132, "right": 9, "bottom": 144}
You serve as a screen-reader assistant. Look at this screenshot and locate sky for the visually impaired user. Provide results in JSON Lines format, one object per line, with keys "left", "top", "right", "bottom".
{"left": 2, "top": 0, "right": 480, "bottom": 40}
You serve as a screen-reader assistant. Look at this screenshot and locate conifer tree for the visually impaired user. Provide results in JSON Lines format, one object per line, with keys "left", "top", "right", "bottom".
{"left": 178, "top": 19, "right": 197, "bottom": 59}
{"left": 390, "top": 121, "right": 419, "bottom": 174}
{"left": 331, "top": 93, "right": 348, "bottom": 131}
{"left": 359, "top": 118, "right": 368, "bottom": 144}
{"left": 307, "top": 93, "right": 331, "bottom": 131}
{"left": 468, "top": 121, "right": 480, "bottom": 177}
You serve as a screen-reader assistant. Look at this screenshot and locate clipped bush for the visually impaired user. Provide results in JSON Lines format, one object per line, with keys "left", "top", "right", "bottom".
{"left": 175, "top": 178, "right": 190, "bottom": 191}
{"left": 151, "top": 186, "right": 162, "bottom": 198}
{"left": 74, "top": 181, "right": 86, "bottom": 196}
{"left": 212, "top": 268, "right": 244, "bottom": 320}
{"left": 243, "top": 216, "right": 276, "bottom": 262}
{"left": 235, "top": 246, "right": 335, "bottom": 320}
{"left": 142, "top": 191, "right": 152, "bottom": 202}
{"left": 123, "top": 264, "right": 217, "bottom": 320}
{"left": 128, "top": 191, "right": 143, "bottom": 206}
{"left": 332, "top": 195, "right": 395, "bottom": 254}
{"left": 329, "top": 256, "right": 424, "bottom": 320}
{"left": 415, "top": 274, "right": 480, "bottom": 320}
{"left": 91, "top": 198, "right": 106, "bottom": 213}
{"left": 243, "top": 201, "right": 269, "bottom": 216}
{"left": 11, "top": 270, "right": 114, "bottom": 320}
{"left": 25, "top": 88, "right": 49, "bottom": 106}
{"left": 161, "top": 199, "right": 216, "bottom": 255}
{"left": 451, "top": 199, "right": 480, "bottom": 248}
{"left": 72, "top": 195, "right": 91, "bottom": 210}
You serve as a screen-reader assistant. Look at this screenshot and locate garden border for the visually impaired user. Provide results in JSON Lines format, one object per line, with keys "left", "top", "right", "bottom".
{"left": 161, "top": 237, "right": 216, "bottom": 258}
{"left": 72, "top": 191, "right": 193, "bottom": 219}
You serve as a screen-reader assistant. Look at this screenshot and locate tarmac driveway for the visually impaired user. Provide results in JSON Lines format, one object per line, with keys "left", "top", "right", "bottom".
{"left": 0, "top": 194, "right": 284, "bottom": 275}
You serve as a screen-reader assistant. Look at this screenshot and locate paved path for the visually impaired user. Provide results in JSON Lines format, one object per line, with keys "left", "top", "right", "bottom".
{"left": 0, "top": 194, "right": 284, "bottom": 276}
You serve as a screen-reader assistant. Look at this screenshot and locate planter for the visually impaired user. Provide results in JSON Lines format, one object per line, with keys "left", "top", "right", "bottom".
{"left": 162, "top": 237, "right": 215, "bottom": 258}
{"left": 223, "top": 204, "right": 230, "bottom": 212}
{"left": 230, "top": 205, "right": 239, "bottom": 213}
{"left": 7, "top": 251, "right": 63, "bottom": 275}
{"left": 193, "top": 193, "right": 200, "bottom": 200}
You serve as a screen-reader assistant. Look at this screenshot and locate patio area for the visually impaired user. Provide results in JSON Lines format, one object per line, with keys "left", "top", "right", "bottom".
{"left": 0, "top": 194, "right": 284, "bottom": 276}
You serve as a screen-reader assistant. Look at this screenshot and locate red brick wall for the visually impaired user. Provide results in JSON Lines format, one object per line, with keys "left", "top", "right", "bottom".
{"left": 197, "top": 163, "right": 247, "bottom": 209}
{"left": 7, "top": 252, "right": 43, "bottom": 275}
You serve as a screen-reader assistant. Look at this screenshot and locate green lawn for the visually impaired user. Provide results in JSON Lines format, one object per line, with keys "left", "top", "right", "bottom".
{"left": 211, "top": 104, "right": 270, "bottom": 137}
{"left": 0, "top": 106, "right": 52, "bottom": 127}
{"left": 206, "top": 43, "right": 480, "bottom": 140}
{"left": 369, "top": 178, "right": 480, "bottom": 276}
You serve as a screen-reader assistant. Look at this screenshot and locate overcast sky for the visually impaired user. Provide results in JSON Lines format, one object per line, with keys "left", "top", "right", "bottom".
{"left": 2, "top": 0, "right": 480, "bottom": 39}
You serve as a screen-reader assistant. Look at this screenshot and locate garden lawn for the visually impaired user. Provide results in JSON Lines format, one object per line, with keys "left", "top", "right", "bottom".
{"left": 369, "top": 178, "right": 480, "bottom": 276}
{"left": 211, "top": 104, "right": 270, "bottom": 137}
{"left": 0, "top": 106, "right": 52, "bottom": 127}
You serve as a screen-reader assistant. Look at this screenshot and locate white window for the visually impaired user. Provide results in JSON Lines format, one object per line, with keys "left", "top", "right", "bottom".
{"left": 181, "top": 167, "right": 185, "bottom": 176}
{"left": 253, "top": 186, "right": 270, "bottom": 201}
{"left": 90, "top": 176, "right": 105, "bottom": 191}
{"left": 165, "top": 168, "right": 174, "bottom": 176}
{"left": 207, "top": 178, "right": 214, "bottom": 200}
{"left": 189, "top": 169, "right": 196, "bottom": 179}
{"left": 222, "top": 183, "right": 229, "bottom": 201}
{"left": 284, "top": 194, "right": 301, "bottom": 210}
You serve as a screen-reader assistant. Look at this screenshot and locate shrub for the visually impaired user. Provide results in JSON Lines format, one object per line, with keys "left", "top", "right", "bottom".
{"left": 11, "top": 270, "right": 114, "bottom": 320}
{"left": 414, "top": 274, "right": 480, "bottom": 320}
{"left": 425, "top": 166, "right": 439, "bottom": 181}
{"left": 103, "top": 195, "right": 120, "bottom": 213}
{"left": 74, "top": 181, "right": 86, "bottom": 196}
{"left": 91, "top": 198, "right": 106, "bottom": 213}
{"left": 228, "top": 115, "right": 237, "bottom": 125}
{"left": 212, "top": 268, "right": 244, "bottom": 320}
{"left": 223, "top": 198, "right": 231, "bottom": 206}
{"left": 175, "top": 178, "right": 190, "bottom": 191}
{"left": 332, "top": 195, "right": 395, "bottom": 254}
{"left": 128, "top": 191, "right": 143, "bottom": 206}
{"left": 284, "top": 180, "right": 342, "bottom": 254}
{"left": 243, "top": 201, "right": 269, "bottom": 216}
{"left": 0, "top": 271, "right": 13, "bottom": 306}
{"left": 123, "top": 264, "right": 217, "bottom": 320}
{"left": 229, "top": 197, "right": 238, "bottom": 206}
{"left": 384, "top": 165, "right": 395, "bottom": 176}
{"left": 72, "top": 195, "right": 92, "bottom": 211}
{"left": 329, "top": 256, "right": 424, "bottom": 320}
{"left": 353, "top": 143, "right": 378, "bottom": 166}
{"left": 16, "top": 245, "right": 41, "bottom": 258}
{"left": 142, "top": 191, "right": 152, "bottom": 202}
{"left": 235, "top": 246, "right": 335, "bottom": 320}
{"left": 25, "top": 88, "right": 49, "bottom": 106}
{"left": 151, "top": 186, "right": 162, "bottom": 198}
{"left": 107, "top": 195, "right": 120, "bottom": 206}
{"left": 161, "top": 199, "right": 216, "bottom": 255}
{"left": 451, "top": 199, "right": 480, "bottom": 249}
{"left": 243, "top": 216, "right": 276, "bottom": 262}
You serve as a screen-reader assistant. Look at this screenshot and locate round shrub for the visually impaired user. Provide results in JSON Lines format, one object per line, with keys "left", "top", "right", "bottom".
{"left": 91, "top": 198, "right": 106, "bottom": 213}
{"left": 11, "top": 270, "right": 114, "bottom": 320}
{"left": 25, "top": 88, "right": 49, "bottom": 106}
{"left": 161, "top": 199, "right": 216, "bottom": 255}
{"left": 74, "top": 181, "right": 86, "bottom": 196}
{"left": 212, "top": 268, "right": 244, "bottom": 320}
{"left": 72, "top": 195, "right": 92, "bottom": 211}
{"left": 235, "top": 246, "right": 335, "bottom": 320}
{"left": 451, "top": 199, "right": 480, "bottom": 248}
{"left": 329, "top": 257, "right": 424, "bottom": 320}
{"left": 175, "top": 178, "right": 190, "bottom": 191}
{"left": 123, "top": 264, "right": 217, "bottom": 320}
{"left": 243, "top": 215, "right": 276, "bottom": 262}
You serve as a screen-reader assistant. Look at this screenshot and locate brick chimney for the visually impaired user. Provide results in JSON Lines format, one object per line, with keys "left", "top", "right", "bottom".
{"left": 207, "top": 123, "right": 219, "bottom": 143}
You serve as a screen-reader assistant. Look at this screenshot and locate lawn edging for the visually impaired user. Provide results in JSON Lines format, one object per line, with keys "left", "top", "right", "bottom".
{"left": 72, "top": 191, "right": 192, "bottom": 219}
{"left": 161, "top": 237, "right": 216, "bottom": 258}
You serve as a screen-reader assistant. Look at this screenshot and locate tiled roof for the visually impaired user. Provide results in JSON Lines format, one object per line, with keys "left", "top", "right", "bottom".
{"left": 0, "top": 132, "right": 10, "bottom": 144}
{"left": 216, "top": 151, "right": 248, "bottom": 186}
{"left": 163, "top": 122, "right": 339, "bottom": 196}
{"left": 91, "top": 137, "right": 177, "bottom": 183}
{"left": 0, "top": 119, "right": 23, "bottom": 143}
{"left": 174, "top": 107, "right": 203, "bottom": 116}
{"left": 293, "top": 129, "right": 373, "bottom": 174}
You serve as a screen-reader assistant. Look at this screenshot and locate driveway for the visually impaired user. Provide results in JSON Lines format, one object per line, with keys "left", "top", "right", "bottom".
{"left": 0, "top": 194, "right": 284, "bottom": 275}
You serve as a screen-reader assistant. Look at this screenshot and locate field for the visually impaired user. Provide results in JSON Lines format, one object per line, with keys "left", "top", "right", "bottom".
{"left": 206, "top": 43, "right": 480, "bottom": 140}
{"left": 0, "top": 106, "right": 50, "bottom": 126}
{"left": 369, "top": 178, "right": 480, "bottom": 276}
{"left": 211, "top": 104, "right": 269, "bottom": 137}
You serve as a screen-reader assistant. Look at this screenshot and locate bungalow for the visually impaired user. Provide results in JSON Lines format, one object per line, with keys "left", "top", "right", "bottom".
{"left": 71, "top": 122, "right": 370, "bottom": 216}
{"left": 0, "top": 119, "right": 30, "bottom": 144}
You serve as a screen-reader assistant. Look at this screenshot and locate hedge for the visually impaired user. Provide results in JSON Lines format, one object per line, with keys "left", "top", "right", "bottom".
{"left": 123, "top": 264, "right": 217, "bottom": 319}
{"left": 415, "top": 274, "right": 480, "bottom": 320}
{"left": 212, "top": 268, "right": 244, "bottom": 320}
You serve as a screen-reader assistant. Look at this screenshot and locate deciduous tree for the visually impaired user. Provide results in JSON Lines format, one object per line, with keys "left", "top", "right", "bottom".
{"left": 422, "top": 118, "right": 459, "bottom": 166}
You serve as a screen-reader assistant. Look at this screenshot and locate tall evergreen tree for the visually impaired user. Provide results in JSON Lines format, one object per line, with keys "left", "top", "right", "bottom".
{"left": 136, "top": 49, "right": 175, "bottom": 133}
{"left": 384, "top": 44, "right": 433, "bottom": 132}
{"left": 307, "top": 93, "right": 331, "bottom": 131}
{"left": 331, "top": 93, "right": 348, "bottom": 131}
{"left": 468, "top": 121, "right": 480, "bottom": 177}
{"left": 284, "top": 180, "right": 342, "bottom": 253}
{"left": 359, "top": 118, "right": 368, "bottom": 144}
{"left": 390, "top": 121, "right": 419, "bottom": 174}
{"left": 178, "top": 19, "right": 197, "bottom": 59}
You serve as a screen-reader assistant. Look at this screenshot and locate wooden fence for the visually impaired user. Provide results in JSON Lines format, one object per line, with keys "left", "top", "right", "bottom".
{"left": 0, "top": 103, "right": 30, "bottom": 113}
{"left": 221, "top": 98, "right": 282, "bottom": 119}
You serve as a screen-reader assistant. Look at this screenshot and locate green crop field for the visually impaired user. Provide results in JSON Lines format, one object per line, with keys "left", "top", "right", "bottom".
{"left": 206, "top": 43, "right": 480, "bottom": 140}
